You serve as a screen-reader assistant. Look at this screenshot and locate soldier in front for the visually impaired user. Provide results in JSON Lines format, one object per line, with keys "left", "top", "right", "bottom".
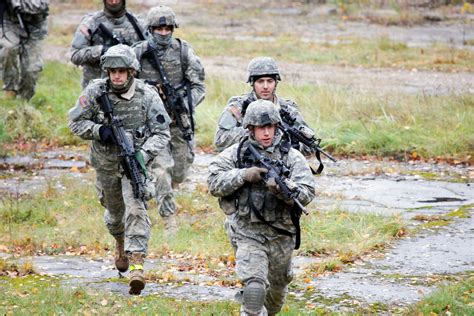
{"left": 208, "top": 100, "right": 315, "bottom": 315}
{"left": 68, "top": 45, "right": 170, "bottom": 295}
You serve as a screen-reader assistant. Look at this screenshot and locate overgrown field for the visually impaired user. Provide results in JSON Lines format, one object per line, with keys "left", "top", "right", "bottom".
{"left": 1, "top": 62, "right": 472, "bottom": 160}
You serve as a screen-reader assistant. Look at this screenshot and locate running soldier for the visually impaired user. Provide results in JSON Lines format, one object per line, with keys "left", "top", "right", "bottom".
{"left": 133, "top": 5, "right": 205, "bottom": 233}
{"left": 70, "top": 0, "right": 145, "bottom": 89}
{"left": 68, "top": 45, "right": 170, "bottom": 295}
{"left": 0, "top": 0, "right": 49, "bottom": 99}
{"left": 208, "top": 100, "right": 316, "bottom": 315}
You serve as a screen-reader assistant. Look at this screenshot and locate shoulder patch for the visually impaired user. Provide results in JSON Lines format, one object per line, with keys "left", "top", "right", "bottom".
{"left": 79, "top": 95, "right": 90, "bottom": 108}
{"left": 228, "top": 104, "right": 242, "bottom": 120}
{"left": 80, "top": 26, "right": 90, "bottom": 36}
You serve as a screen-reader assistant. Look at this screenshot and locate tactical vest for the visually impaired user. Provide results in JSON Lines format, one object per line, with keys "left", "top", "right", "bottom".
{"left": 234, "top": 137, "right": 294, "bottom": 226}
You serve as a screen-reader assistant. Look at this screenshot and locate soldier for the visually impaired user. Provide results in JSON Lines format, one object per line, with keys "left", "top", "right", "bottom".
{"left": 208, "top": 100, "right": 316, "bottom": 315}
{"left": 133, "top": 5, "right": 205, "bottom": 233}
{"left": 214, "top": 57, "right": 316, "bottom": 157}
{"left": 70, "top": 0, "right": 145, "bottom": 89}
{"left": 0, "top": 0, "right": 49, "bottom": 100}
{"left": 68, "top": 45, "right": 171, "bottom": 295}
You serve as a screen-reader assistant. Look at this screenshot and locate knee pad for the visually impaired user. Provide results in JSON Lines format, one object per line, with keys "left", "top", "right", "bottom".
{"left": 243, "top": 280, "right": 266, "bottom": 315}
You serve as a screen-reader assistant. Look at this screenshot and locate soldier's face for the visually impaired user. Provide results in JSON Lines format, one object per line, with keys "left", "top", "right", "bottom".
{"left": 105, "top": 0, "right": 123, "bottom": 6}
{"left": 253, "top": 77, "right": 276, "bottom": 101}
{"left": 109, "top": 68, "right": 129, "bottom": 86}
{"left": 251, "top": 124, "right": 276, "bottom": 148}
{"left": 153, "top": 26, "right": 173, "bottom": 35}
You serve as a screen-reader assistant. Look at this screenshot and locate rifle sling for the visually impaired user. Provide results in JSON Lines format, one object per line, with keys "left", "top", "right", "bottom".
{"left": 125, "top": 12, "right": 145, "bottom": 41}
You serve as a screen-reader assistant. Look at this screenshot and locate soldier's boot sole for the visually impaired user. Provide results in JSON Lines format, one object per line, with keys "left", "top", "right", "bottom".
{"left": 115, "top": 256, "right": 129, "bottom": 273}
{"left": 129, "top": 270, "right": 145, "bottom": 295}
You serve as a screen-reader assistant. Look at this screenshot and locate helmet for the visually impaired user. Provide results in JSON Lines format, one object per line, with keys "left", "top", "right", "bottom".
{"left": 243, "top": 100, "right": 281, "bottom": 129}
{"left": 100, "top": 44, "right": 140, "bottom": 71}
{"left": 247, "top": 57, "right": 281, "bottom": 83}
{"left": 146, "top": 5, "right": 179, "bottom": 29}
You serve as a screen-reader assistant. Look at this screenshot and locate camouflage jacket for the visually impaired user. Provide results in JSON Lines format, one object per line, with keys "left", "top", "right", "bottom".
{"left": 68, "top": 78, "right": 171, "bottom": 172}
{"left": 70, "top": 11, "right": 144, "bottom": 88}
{"left": 214, "top": 91, "right": 314, "bottom": 154}
{"left": 132, "top": 38, "right": 206, "bottom": 110}
{"left": 1, "top": 0, "right": 48, "bottom": 40}
{"left": 207, "top": 131, "right": 315, "bottom": 243}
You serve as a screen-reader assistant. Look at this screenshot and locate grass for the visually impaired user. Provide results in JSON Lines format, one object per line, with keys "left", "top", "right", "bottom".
{"left": 0, "top": 173, "right": 406, "bottom": 262}
{"left": 0, "top": 275, "right": 240, "bottom": 315}
{"left": 2, "top": 62, "right": 472, "bottom": 160}
{"left": 409, "top": 274, "right": 474, "bottom": 315}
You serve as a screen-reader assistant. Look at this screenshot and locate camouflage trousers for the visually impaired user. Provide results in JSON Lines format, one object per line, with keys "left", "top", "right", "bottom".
{"left": 96, "top": 169, "right": 151, "bottom": 255}
{"left": 0, "top": 26, "right": 44, "bottom": 100}
{"left": 152, "top": 124, "right": 194, "bottom": 217}
{"left": 232, "top": 232, "right": 295, "bottom": 315}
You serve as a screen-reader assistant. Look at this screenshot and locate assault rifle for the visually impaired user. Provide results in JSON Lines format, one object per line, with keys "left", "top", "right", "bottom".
{"left": 279, "top": 107, "right": 336, "bottom": 174}
{"left": 97, "top": 23, "right": 129, "bottom": 46}
{"left": 247, "top": 142, "right": 307, "bottom": 249}
{"left": 144, "top": 47, "right": 194, "bottom": 141}
{"left": 97, "top": 86, "right": 148, "bottom": 203}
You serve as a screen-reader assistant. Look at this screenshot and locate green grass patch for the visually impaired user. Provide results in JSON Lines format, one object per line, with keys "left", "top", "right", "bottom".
{"left": 301, "top": 209, "right": 405, "bottom": 261}
{"left": 0, "top": 275, "right": 239, "bottom": 315}
{"left": 409, "top": 275, "right": 474, "bottom": 315}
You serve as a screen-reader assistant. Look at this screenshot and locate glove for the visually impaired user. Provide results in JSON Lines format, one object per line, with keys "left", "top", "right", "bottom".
{"left": 266, "top": 177, "right": 297, "bottom": 205}
{"left": 243, "top": 167, "right": 267, "bottom": 183}
{"left": 99, "top": 125, "right": 116, "bottom": 144}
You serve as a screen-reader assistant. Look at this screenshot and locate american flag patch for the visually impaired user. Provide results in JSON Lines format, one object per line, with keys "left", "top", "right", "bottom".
{"left": 79, "top": 95, "right": 89, "bottom": 108}
{"left": 228, "top": 105, "right": 242, "bottom": 120}
{"left": 80, "top": 26, "right": 90, "bottom": 36}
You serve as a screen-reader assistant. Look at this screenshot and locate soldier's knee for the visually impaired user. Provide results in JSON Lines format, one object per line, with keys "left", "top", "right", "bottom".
{"left": 243, "top": 279, "right": 267, "bottom": 315}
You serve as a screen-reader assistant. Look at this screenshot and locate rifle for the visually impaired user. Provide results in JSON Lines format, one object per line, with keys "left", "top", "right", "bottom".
{"left": 144, "top": 47, "right": 193, "bottom": 141}
{"left": 96, "top": 22, "right": 129, "bottom": 46}
{"left": 279, "top": 107, "right": 336, "bottom": 174}
{"left": 247, "top": 142, "right": 307, "bottom": 249}
{"left": 97, "top": 86, "right": 148, "bottom": 203}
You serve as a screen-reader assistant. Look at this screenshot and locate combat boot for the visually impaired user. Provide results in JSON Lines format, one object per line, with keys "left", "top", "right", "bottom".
{"left": 163, "top": 214, "right": 178, "bottom": 236}
{"left": 3, "top": 90, "right": 16, "bottom": 99}
{"left": 128, "top": 252, "right": 145, "bottom": 295}
{"left": 114, "top": 236, "right": 129, "bottom": 273}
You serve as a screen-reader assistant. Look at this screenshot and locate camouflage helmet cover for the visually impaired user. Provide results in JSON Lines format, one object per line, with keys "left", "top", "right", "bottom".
{"left": 146, "top": 5, "right": 179, "bottom": 29}
{"left": 247, "top": 57, "right": 281, "bottom": 83}
{"left": 100, "top": 44, "right": 140, "bottom": 71}
{"left": 243, "top": 99, "right": 281, "bottom": 129}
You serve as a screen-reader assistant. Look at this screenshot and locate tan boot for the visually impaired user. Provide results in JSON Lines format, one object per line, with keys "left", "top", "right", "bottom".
{"left": 114, "top": 236, "right": 129, "bottom": 273}
{"left": 163, "top": 214, "right": 178, "bottom": 236}
{"left": 128, "top": 252, "right": 145, "bottom": 295}
{"left": 3, "top": 90, "right": 16, "bottom": 99}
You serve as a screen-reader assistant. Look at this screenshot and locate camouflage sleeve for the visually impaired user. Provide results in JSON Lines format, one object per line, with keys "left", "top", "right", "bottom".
{"left": 184, "top": 44, "right": 205, "bottom": 108}
{"left": 140, "top": 85, "right": 171, "bottom": 161}
{"left": 68, "top": 83, "right": 103, "bottom": 141}
{"left": 213, "top": 97, "right": 248, "bottom": 152}
{"left": 287, "top": 148, "right": 316, "bottom": 207}
{"left": 70, "top": 14, "right": 103, "bottom": 66}
{"left": 207, "top": 145, "right": 246, "bottom": 198}
{"left": 131, "top": 40, "right": 147, "bottom": 65}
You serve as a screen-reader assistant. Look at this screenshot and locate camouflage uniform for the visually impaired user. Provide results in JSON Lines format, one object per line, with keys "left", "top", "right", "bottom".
{"left": 208, "top": 100, "right": 316, "bottom": 315}
{"left": 68, "top": 45, "right": 170, "bottom": 294}
{"left": 214, "top": 57, "right": 315, "bottom": 156}
{"left": 70, "top": 0, "right": 145, "bottom": 89}
{"left": 133, "top": 5, "right": 205, "bottom": 219}
{"left": 0, "top": 0, "right": 48, "bottom": 99}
